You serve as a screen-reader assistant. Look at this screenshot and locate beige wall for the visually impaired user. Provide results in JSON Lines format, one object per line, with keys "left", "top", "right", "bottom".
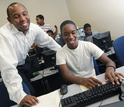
{"left": 66, "top": 0, "right": 124, "bottom": 40}
{"left": 0, "top": 0, "right": 70, "bottom": 33}
{"left": 1, "top": 0, "right": 124, "bottom": 40}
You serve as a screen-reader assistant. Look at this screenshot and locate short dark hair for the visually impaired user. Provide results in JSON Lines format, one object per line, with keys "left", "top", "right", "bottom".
{"left": 84, "top": 23, "right": 91, "bottom": 30}
{"left": 60, "top": 20, "right": 76, "bottom": 33}
{"left": 7, "top": 2, "right": 26, "bottom": 18}
{"left": 36, "top": 14, "right": 44, "bottom": 20}
{"left": 47, "top": 30, "right": 54, "bottom": 35}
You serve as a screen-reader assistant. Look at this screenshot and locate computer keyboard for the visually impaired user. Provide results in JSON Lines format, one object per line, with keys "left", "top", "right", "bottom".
{"left": 61, "top": 80, "right": 122, "bottom": 107}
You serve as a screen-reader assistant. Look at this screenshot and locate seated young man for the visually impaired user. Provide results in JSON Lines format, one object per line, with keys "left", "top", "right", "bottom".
{"left": 83, "top": 23, "right": 99, "bottom": 42}
{"left": 56, "top": 20, "right": 124, "bottom": 89}
{"left": 47, "top": 25, "right": 58, "bottom": 40}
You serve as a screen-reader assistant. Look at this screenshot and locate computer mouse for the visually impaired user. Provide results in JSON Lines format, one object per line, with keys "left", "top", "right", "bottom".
{"left": 60, "top": 84, "right": 68, "bottom": 95}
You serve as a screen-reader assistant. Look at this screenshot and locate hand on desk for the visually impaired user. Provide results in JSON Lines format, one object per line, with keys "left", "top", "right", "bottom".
{"left": 105, "top": 69, "right": 124, "bottom": 85}
{"left": 20, "top": 95, "right": 39, "bottom": 106}
{"left": 81, "top": 77, "right": 103, "bottom": 89}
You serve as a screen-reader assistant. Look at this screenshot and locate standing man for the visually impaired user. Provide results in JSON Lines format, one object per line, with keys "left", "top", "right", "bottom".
{"left": 36, "top": 14, "right": 54, "bottom": 32}
{"left": 35, "top": 14, "right": 57, "bottom": 60}
{"left": 0, "top": 2, "right": 61, "bottom": 106}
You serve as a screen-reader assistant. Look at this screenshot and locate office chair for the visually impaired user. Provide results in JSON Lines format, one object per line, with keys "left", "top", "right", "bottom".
{"left": 113, "top": 36, "right": 124, "bottom": 66}
{"left": 0, "top": 81, "right": 31, "bottom": 107}
{"left": 55, "top": 34, "right": 66, "bottom": 47}
{"left": 93, "top": 57, "right": 100, "bottom": 75}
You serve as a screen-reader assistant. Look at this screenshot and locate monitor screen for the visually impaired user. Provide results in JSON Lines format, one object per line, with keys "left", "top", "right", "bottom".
{"left": 76, "top": 27, "right": 84, "bottom": 41}
{"left": 93, "top": 31, "right": 112, "bottom": 52}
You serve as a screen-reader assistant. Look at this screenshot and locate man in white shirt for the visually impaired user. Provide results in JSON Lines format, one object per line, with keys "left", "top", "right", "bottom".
{"left": 56, "top": 20, "right": 124, "bottom": 89}
{"left": 0, "top": 2, "right": 61, "bottom": 106}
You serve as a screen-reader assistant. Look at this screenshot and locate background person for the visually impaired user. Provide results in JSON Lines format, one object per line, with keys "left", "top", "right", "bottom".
{"left": 36, "top": 14, "right": 54, "bottom": 32}
{"left": 47, "top": 25, "right": 58, "bottom": 40}
{"left": 83, "top": 23, "right": 99, "bottom": 42}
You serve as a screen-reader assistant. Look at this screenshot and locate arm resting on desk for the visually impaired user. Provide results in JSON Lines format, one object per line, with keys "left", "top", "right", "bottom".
{"left": 98, "top": 53, "right": 124, "bottom": 84}
{"left": 59, "top": 64, "right": 103, "bottom": 89}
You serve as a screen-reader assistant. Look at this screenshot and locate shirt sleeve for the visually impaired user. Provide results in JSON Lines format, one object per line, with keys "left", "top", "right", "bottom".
{"left": 34, "top": 27, "right": 61, "bottom": 51}
{"left": 89, "top": 42, "right": 104, "bottom": 59}
{"left": 0, "top": 34, "right": 26, "bottom": 104}
{"left": 56, "top": 48, "right": 66, "bottom": 65}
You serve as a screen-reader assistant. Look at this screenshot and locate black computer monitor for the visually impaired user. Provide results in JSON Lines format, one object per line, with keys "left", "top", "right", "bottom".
{"left": 41, "top": 48, "right": 57, "bottom": 69}
{"left": 93, "top": 31, "right": 112, "bottom": 52}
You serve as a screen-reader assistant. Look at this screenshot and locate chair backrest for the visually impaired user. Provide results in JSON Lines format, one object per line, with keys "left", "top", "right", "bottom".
{"left": 0, "top": 82, "right": 30, "bottom": 107}
{"left": 55, "top": 34, "right": 66, "bottom": 47}
{"left": 113, "top": 36, "right": 124, "bottom": 66}
{"left": 93, "top": 57, "right": 100, "bottom": 75}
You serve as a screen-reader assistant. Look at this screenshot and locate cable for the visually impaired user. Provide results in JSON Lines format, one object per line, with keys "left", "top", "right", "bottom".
{"left": 59, "top": 95, "right": 64, "bottom": 107}
{"left": 99, "top": 98, "right": 104, "bottom": 107}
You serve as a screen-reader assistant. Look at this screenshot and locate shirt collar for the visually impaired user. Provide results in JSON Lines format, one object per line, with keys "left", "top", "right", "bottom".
{"left": 8, "top": 23, "right": 33, "bottom": 35}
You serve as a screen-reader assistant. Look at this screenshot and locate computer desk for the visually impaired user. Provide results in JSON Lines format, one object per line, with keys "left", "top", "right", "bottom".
{"left": 61, "top": 66, "right": 124, "bottom": 107}
{"left": 11, "top": 66, "right": 124, "bottom": 107}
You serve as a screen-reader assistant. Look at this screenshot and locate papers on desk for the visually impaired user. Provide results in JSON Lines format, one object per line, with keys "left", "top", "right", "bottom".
{"left": 80, "top": 76, "right": 97, "bottom": 92}
{"left": 80, "top": 85, "right": 89, "bottom": 92}
{"left": 32, "top": 90, "right": 60, "bottom": 107}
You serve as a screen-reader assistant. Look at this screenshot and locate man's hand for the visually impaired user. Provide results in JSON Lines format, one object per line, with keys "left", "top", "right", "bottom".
{"left": 105, "top": 67, "right": 124, "bottom": 85}
{"left": 80, "top": 77, "right": 103, "bottom": 89}
{"left": 20, "top": 95, "right": 39, "bottom": 106}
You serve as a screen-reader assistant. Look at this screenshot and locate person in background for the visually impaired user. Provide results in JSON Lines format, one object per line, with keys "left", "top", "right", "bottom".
{"left": 36, "top": 14, "right": 54, "bottom": 32}
{"left": 47, "top": 25, "right": 58, "bottom": 40}
{"left": 83, "top": 23, "right": 99, "bottom": 42}
{"left": 0, "top": 2, "right": 61, "bottom": 106}
{"left": 35, "top": 14, "right": 57, "bottom": 59}
{"left": 56, "top": 20, "right": 124, "bottom": 89}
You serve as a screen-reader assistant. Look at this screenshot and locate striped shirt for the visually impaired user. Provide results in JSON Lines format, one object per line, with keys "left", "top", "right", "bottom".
{"left": 40, "top": 23, "right": 55, "bottom": 32}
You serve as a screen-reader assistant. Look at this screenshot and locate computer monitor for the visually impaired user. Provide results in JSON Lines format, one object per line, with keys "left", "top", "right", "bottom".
{"left": 41, "top": 48, "right": 57, "bottom": 69}
{"left": 76, "top": 27, "right": 84, "bottom": 41}
{"left": 93, "top": 31, "right": 112, "bottom": 52}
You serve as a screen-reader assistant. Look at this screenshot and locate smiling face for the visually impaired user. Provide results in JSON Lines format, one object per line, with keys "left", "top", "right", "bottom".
{"left": 61, "top": 23, "right": 78, "bottom": 49}
{"left": 7, "top": 3, "right": 30, "bottom": 35}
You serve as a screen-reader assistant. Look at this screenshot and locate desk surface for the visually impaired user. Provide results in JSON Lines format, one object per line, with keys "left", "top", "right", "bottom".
{"left": 62, "top": 66, "right": 124, "bottom": 107}
{"left": 11, "top": 66, "right": 124, "bottom": 107}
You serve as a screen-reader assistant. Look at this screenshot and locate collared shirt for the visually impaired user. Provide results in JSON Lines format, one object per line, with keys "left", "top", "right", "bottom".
{"left": 0, "top": 23, "right": 61, "bottom": 104}
{"left": 40, "top": 23, "right": 55, "bottom": 32}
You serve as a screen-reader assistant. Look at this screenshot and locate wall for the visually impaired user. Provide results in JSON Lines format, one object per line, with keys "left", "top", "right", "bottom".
{"left": 66, "top": 0, "right": 124, "bottom": 40}
{"left": 0, "top": 0, "right": 70, "bottom": 33}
